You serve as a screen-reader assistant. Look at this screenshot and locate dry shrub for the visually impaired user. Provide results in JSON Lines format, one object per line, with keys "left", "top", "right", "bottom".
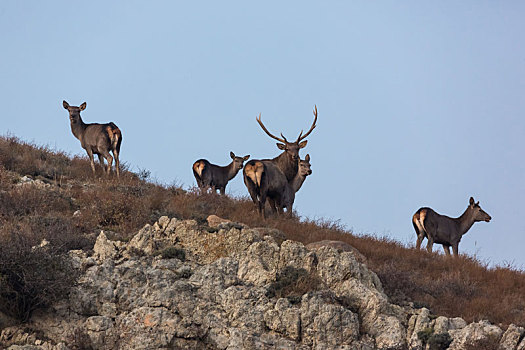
{"left": 266, "top": 266, "right": 323, "bottom": 303}
{"left": 0, "top": 232, "right": 78, "bottom": 321}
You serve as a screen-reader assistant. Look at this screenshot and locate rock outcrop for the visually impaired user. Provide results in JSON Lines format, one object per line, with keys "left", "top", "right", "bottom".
{"left": 0, "top": 216, "right": 522, "bottom": 350}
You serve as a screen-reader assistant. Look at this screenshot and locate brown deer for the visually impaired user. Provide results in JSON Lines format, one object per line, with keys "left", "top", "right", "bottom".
{"left": 412, "top": 197, "right": 492, "bottom": 257}
{"left": 244, "top": 106, "right": 317, "bottom": 217}
{"left": 269, "top": 154, "right": 312, "bottom": 215}
{"left": 243, "top": 159, "right": 287, "bottom": 217}
{"left": 63, "top": 101, "right": 122, "bottom": 177}
{"left": 255, "top": 105, "right": 317, "bottom": 181}
{"left": 193, "top": 152, "right": 250, "bottom": 195}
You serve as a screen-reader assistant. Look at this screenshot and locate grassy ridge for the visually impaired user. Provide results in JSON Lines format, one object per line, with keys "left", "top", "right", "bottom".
{"left": 0, "top": 135, "right": 524, "bottom": 326}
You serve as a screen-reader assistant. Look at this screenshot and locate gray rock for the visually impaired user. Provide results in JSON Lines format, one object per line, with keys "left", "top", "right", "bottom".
{"left": 499, "top": 324, "right": 525, "bottom": 350}
{"left": 3, "top": 216, "right": 512, "bottom": 350}
{"left": 448, "top": 320, "right": 503, "bottom": 350}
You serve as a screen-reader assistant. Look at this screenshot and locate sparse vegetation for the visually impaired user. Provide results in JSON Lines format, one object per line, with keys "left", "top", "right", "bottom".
{"left": 266, "top": 266, "right": 323, "bottom": 302}
{"left": 417, "top": 327, "right": 452, "bottom": 350}
{"left": 0, "top": 135, "right": 525, "bottom": 326}
{"left": 0, "top": 235, "right": 78, "bottom": 321}
{"left": 158, "top": 246, "right": 186, "bottom": 261}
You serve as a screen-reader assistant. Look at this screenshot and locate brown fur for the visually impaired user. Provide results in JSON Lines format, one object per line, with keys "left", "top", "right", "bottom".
{"left": 412, "top": 198, "right": 491, "bottom": 257}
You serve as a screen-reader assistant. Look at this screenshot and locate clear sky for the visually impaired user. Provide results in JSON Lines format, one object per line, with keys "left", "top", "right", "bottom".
{"left": 1, "top": 1, "right": 524, "bottom": 267}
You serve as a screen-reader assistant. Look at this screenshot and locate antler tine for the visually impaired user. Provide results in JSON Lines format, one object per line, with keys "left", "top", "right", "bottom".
{"left": 280, "top": 133, "right": 288, "bottom": 143}
{"left": 297, "top": 105, "right": 318, "bottom": 142}
{"left": 256, "top": 113, "right": 287, "bottom": 143}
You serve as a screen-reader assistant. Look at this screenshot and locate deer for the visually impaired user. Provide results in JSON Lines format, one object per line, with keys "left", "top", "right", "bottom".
{"left": 63, "top": 101, "right": 122, "bottom": 177}
{"left": 244, "top": 106, "right": 317, "bottom": 217}
{"left": 269, "top": 154, "right": 312, "bottom": 215}
{"left": 412, "top": 197, "right": 492, "bottom": 257}
{"left": 193, "top": 152, "right": 250, "bottom": 195}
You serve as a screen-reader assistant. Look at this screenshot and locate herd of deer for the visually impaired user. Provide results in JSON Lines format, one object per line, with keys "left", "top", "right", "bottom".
{"left": 62, "top": 100, "right": 491, "bottom": 257}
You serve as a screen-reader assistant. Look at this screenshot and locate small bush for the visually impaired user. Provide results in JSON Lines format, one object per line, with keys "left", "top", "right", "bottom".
{"left": 266, "top": 266, "right": 323, "bottom": 300}
{"left": 159, "top": 246, "right": 186, "bottom": 261}
{"left": 0, "top": 233, "right": 79, "bottom": 321}
{"left": 417, "top": 328, "right": 452, "bottom": 350}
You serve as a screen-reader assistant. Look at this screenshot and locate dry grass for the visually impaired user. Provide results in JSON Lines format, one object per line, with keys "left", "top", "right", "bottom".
{"left": 0, "top": 135, "right": 524, "bottom": 327}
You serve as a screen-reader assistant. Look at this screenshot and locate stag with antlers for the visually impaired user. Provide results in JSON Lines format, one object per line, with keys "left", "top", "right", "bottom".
{"left": 243, "top": 106, "right": 317, "bottom": 218}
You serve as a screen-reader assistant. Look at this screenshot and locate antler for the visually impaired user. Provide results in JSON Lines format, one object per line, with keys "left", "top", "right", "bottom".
{"left": 256, "top": 113, "right": 287, "bottom": 143}
{"left": 296, "top": 105, "right": 318, "bottom": 142}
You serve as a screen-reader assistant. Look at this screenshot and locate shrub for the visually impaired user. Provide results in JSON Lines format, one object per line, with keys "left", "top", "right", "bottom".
{"left": 0, "top": 233, "right": 79, "bottom": 321}
{"left": 266, "top": 266, "right": 323, "bottom": 301}
{"left": 159, "top": 246, "right": 186, "bottom": 261}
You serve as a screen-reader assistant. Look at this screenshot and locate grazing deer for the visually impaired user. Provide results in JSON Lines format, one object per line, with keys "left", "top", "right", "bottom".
{"left": 412, "top": 197, "right": 492, "bottom": 257}
{"left": 63, "top": 101, "right": 122, "bottom": 177}
{"left": 270, "top": 154, "right": 312, "bottom": 215}
{"left": 244, "top": 106, "right": 317, "bottom": 217}
{"left": 193, "top": 152, "right": 250, "bottom": 195}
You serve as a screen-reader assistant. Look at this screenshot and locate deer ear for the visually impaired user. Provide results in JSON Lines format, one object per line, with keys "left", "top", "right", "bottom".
{"left": 62, "top": 100, "right": 70, "bottom": 110}
{"left": 79, "top": 102, "right": 87, "bottom": 111}
{"left": 243, "top": 155, "right": 250, "bottom": 161}
{"left": 469, "top": 197, "right": 475, "bottom": 206}
{"left": 276, "top": 143, "right": 286, "bottom": 150}
{"left": 230, "top": 151, "right": 235, "bottom": 159}
{"left": 476, "top": 201, "right": 480, "bottom": 206}
{"left": 299, "top": 140, "right": 308, "bottom": 149}
{"left": 305, "top": 154, "right": 310, "bottom": 162}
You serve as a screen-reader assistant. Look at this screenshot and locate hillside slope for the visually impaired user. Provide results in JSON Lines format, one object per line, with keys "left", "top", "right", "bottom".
{"left": 0, "top": 136, "right": 525, "bottom": 349}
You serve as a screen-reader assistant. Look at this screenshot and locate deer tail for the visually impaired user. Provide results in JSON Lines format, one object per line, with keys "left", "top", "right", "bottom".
{"left": 412, "top": 208, "right": 428, "bottom": 236}
{"left": 192, "top": 160, "right": 206, "bottom": 179}
{"left": 244, "top": 160, "right": 264, "bottom": 189}
{"left": 106, "top": 123, "right": 122, "bottom": 152}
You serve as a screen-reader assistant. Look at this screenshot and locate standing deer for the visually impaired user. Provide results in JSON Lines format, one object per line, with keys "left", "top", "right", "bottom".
{"left": 244, "top": 106, "right": 317, "bottom": 217}
{"left": 412, "top": 197, "right": 492, "bottom": 257}
{"left": 269, "top": 154, "right": 312, "bottom": 215}
{"left": 193, "top": 152, "right": 250, "bottom": 195}
{"left": 63, "top": 101, "right": 122, "bottom": 177}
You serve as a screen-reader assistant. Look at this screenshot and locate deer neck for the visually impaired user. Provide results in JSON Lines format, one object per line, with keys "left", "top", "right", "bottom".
{"left": 273, "top": 152, "right": 298, "bottom": 182}
{"left": 225, "top": 162, "right": 241, "bottom": 181}
{"left": 70, "top": 117, "right": 87, "bottom": 141}
{"left": 290, "top": 173, "right": 306, "bottom": 192}
{"left": 455, "top": 207, "right": 476, "bottom": 235}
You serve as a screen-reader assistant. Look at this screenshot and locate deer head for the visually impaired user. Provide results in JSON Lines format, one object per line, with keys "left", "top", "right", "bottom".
{"left": 63, "top": 100, "right": 86, "bottom": 124}
{"left": 230, "top": 151, "right": 250, "bottom": 171}
{"left": 469, "top": 197, "right": 492, "bottom": 222}
{"left": 298, "top": 154, "right": 312, "bottom": 177}
{"left": 256, "top": 105, "right": 317, "bottom": 163}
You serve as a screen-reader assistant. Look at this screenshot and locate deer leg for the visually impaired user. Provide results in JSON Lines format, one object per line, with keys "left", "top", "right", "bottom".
{"left": 86, "top": 149, "right": 96, "bottom": 175}
{"left": 452, "top": 243, "right": 459, "bottom": 257}
{"left": 443, "top": 245, "right": 451, "bottom": 256}
{"left": 101, "top": 150, "right": 113, "bottom": 175}
{"left": 286, "top": 204, "right": 293, "bottom": 217}
{"left": 220, "top": 186, "right": 226, "bottom": 195}
{"left": 97, "top": 154, "right": 105, "bottom": 170}
{"left": 415, "top": 235, "right": 424, "bottom": 250}
{"left": 426, "top": 238, "right": 434, "bottom": 253}
{"left": 267, "top": 198, "right": 277, "bottom": 213}
{"left": 112, "top": 149, "right": 120, "bottom": 178}
{"left": 259, "top": 193, "right": 267, "bottom": 219}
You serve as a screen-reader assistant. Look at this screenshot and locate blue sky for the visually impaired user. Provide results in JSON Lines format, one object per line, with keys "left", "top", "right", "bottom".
{"left": 1, "top": 1, "right": 524, "bottom": 267}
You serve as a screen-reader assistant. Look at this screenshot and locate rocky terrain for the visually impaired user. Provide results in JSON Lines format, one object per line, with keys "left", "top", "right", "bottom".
{"left": 1, "top": 214, "right": 523, "bottom": 350}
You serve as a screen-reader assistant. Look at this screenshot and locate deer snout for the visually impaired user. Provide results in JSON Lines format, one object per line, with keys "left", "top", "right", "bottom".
{"left": 307, "top": 169, "right": 312, "bottom": 175}
{"left": 485, "top": 215, "right": 492, "bottom": 222}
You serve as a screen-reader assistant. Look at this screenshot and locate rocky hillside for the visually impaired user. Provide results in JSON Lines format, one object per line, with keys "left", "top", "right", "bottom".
{"left": 1, "top": 215, "right": 524, "bottom": 350}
